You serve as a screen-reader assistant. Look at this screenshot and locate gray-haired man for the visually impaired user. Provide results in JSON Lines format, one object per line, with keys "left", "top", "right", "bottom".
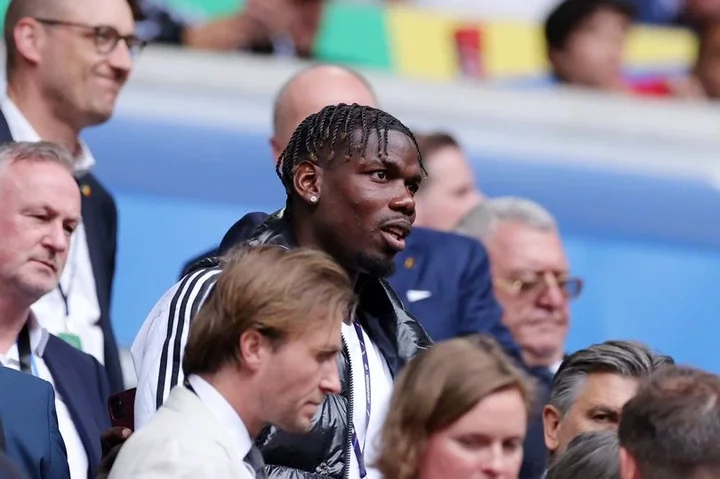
{"left": 544, "top": 340, "right": 674, "bottom": 463}
{"left": 455, "top": 196, "right": 581, "bottom": 373}
{"left": 457, "top": 196, "right": 582, "bottom": 479}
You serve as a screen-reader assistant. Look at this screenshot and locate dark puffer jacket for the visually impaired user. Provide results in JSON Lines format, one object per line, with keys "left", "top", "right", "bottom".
{"left": 242, "top": 210, "right": 433, "bottom": 479}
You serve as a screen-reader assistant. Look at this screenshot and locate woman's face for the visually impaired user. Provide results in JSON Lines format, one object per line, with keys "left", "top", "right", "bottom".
{"left": 419, "top": 388, "right": 528, "bottom": 479}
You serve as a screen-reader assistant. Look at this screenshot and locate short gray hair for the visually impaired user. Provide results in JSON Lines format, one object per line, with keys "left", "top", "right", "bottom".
{"left": 546, "top": 431, "right": 620, "bottom": 479}
{"left": 454, "top": 196, "right": 557, "bottom": 243}
{"left": 0, "top": 141, "right": 74, "bottom": 179}
{"left": 550, "top": 340, "right": 675, "bottom": 417}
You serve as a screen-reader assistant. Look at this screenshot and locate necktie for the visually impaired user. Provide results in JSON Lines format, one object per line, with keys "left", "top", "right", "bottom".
{"left": 245, "top": 445, "right": 267, "bottom": 479}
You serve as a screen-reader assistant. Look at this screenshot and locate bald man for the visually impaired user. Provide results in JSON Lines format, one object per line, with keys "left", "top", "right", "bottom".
{"left": 181, "top": 64, "right": 518, "bottom": 353}
{"left": 270, "top": 66, "right": 377, "bottom": 156}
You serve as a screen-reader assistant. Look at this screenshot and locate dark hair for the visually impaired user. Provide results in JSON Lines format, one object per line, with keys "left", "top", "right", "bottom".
{"left": 618, "top": 365, "right": 720, "bottom": 479}
{"left": 415, "top": 132, "right": 460, "bottom": 158}
{"left": 275, "top": 103, "right": 425, "bottom": 196}
{"left": 695, "top": 20, "right": 720, "bottom": 67}
{"left": 546, "top": 431, "right": 620, "bottom": 479}
{"left": 544, "top": 0, "right": 636, "bottom": 52}
{"left": 550, "top": 340, "right": 674, "bottom": 416}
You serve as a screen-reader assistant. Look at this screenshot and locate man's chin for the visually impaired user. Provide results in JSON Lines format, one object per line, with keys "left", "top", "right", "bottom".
{"left": 278, "top": 418, "right": 314, "bottom": 435}
{"left": 356, "top": 252, "right": 395, "bottom": 279}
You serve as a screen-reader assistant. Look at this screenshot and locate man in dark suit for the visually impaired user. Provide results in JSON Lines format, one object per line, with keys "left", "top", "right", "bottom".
{"left": 0, "top": 367, "right": 70, "bottom": 479}
{"left": 456, "top": 198, "right": 586, "bottom": 479}
{"left": 179, "top": 64, "right": 521, "bottom": 360}
{"left": 0, "top": 142, "right": 112, "bottom": 479}
{"left": 0, "top": 0, "right": 147, "bottom": 393}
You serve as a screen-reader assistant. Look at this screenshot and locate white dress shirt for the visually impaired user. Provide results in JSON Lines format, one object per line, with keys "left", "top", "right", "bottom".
{"left": 2, "top": 96, "right": 105, "bottom": 365}
{"left": 0, "top": 316, "right": 89, "bottom": 479}
{"left": 187, "top": 375, "right": 257, "bottom": 478}
{"left": 342, "top": 322, "right": 393, "bottom": 479}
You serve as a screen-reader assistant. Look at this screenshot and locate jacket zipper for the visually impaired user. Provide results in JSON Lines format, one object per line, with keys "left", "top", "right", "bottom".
{"left": 342, "top": 336, "right": 353, "bottom": 479}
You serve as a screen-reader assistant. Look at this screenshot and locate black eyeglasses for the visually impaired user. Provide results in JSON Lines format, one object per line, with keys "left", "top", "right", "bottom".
{"left": 33, "top": 18, "right": 147, "bottom": 57}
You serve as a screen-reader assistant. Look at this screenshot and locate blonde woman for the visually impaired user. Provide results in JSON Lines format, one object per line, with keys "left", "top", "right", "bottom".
{"left": 376, "top": 336, "right": 534, "bottom": 479}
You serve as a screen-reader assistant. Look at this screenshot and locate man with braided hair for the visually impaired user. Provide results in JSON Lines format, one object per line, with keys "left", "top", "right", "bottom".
{"left": 132, "top": 102, "right": 432, "bottom": 479}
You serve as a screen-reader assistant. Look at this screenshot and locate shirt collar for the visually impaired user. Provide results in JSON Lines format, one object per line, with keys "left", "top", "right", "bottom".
{"left": 1, "top": 95, "right": 96, "bottom": 175}
{"left": 187, "top": 374, "right": 253, "bottom": 458}
{"left": 0, "top": 313, "right": 50, "bottom": 366}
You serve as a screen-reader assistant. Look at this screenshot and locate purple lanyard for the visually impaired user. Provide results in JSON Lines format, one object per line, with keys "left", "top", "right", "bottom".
{"left": 350, "top": 321, "right": 371, "bottom": 478}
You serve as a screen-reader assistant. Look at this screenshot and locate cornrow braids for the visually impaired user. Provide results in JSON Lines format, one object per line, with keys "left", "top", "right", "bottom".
{"left": 275, "top": 103, "right": 425, "bottom": 195}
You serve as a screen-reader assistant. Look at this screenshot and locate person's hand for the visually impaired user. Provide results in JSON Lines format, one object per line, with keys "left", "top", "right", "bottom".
{"left": 244, "top": 0, "right": 295, "bottom": 38}
{"left": 182, "top": 0, "right": 289, "bottom": 51}
{"left": 667, "top": 76, "right": 707, "bottom": 100}
{"left": 96, "top": 426, "right": 132, "bottom": 479}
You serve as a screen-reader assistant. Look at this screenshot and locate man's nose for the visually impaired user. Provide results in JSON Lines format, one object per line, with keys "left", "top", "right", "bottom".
{"left": 538, "top": 273, "right": 566, "bottom": 308}
{"left": 43, "top": 222, "right": 70, "bottom": 253}
{"left": 107, "top": 41, "right": 133, "bottom": 75}
{"left": 320, "top": 361, "right": 341, "bottom": 395}
{"left": 389, "top": 187, "right": 416, "bottom": 219}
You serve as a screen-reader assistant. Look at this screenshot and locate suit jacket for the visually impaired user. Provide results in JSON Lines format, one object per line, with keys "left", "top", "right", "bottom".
{"left": 181, "top": 213, "right": 521, "bottom": 361}
{"left": 0, "top": 366, "right": 70, "bottom": 479}
{"left": 0, "top": 110, "right": 124, "bottom": 394}
{"left": 520, "top": 367, "right": 553, "bottom": 479}
{"left": 109, "top": 387, "right": 253, "bottom": 478}
{"left": 44, "top": 335, "right": 111, "bottom": 479}
{"left": 0, "top": 450, "right": 29, "bottom": 479}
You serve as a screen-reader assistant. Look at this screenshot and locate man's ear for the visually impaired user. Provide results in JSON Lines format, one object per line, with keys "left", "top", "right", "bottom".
{"left": 238, "top": 329, "right": 270, "bottom": 373}
{"left": 619, "top": 446, "right": 639, "bottom": 479}
{"left": 13, "top": 18, "right": 45, "bottom": 66}
{"left": 543, "top": 404, "right": 562, "bottom": 455}
{"left": 293, "top": 160, "right": 323, "bottom": 205}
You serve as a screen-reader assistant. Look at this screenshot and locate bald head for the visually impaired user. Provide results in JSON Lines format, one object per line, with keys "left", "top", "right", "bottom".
{"left": 271, "top": 65, "right": 379, "bottom": 158}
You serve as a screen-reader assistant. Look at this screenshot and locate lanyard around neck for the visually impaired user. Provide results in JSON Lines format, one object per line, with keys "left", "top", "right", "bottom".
{"left": 350, "top": 321, "right": 372, "bottom": 478}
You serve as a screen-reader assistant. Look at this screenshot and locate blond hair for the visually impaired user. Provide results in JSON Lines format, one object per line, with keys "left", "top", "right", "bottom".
{"left": 183, "top": 245, "right": 356, "bottom": 376}
{"left": 375, "top": 335, "right": 534, "bottom": 479}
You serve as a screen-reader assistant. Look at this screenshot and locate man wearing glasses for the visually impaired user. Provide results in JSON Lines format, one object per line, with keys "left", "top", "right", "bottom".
{"left": 455, "top": 196, "right": 583, "bottom": 479}
{"left": 0, "top": 0, "right": 146, "bottom": 398}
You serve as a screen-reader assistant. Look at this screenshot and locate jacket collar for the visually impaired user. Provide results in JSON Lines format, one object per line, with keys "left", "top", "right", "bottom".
{"left": 188, "top": 208, "right": 433, "bottom": 375}
{"left": 248, "top": 210, "right": 432, "bottom": 374}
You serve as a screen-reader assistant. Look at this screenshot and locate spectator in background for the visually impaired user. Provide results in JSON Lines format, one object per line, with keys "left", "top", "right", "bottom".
{"left": 544, "top": 0, "right": 703, "bottom": 97}
{"left": 376, "top": 336, "right": 534, "bottom": 479}
{"left": 618, "top": 365, "right": 720, "bottom": 479}
{"left": 456, "top": 197, "right": 577, "bottom": 479}
{"left": 0, "top": 142, "right": 111, "bottom": 479}
{"left": 1, "top": 0, "right": 145, "bottom": 392}
{"left": 544, "top": 341, "right": 674, "bottom": 465}
{"left": 412, "top": 132, "right": 484, "bottom": 233}
{"left": 110, "top": 246, "right": 355, "bottom": 478}
{"left": 136, "top": 0, "right": 324, "bottom": 58}
{"left": 546, "top": 431, "right": 620, "bottom": 479}
{"left": 545, "top": 0, "right": 635, "bottom": 92}
{"left": 690, "top": 20, "right": 720, "bottom": 98}
{"left": 456, "top": 197, "right": 578, "bottom": 374}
